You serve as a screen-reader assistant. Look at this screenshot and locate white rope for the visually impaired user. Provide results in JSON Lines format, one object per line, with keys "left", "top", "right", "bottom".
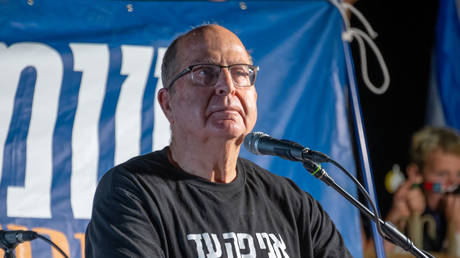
{"left": 342, "top": 2, "right": 378, "bottom": 38}
{"left": 329, "top": 0, "right": 390, "bottom": 95}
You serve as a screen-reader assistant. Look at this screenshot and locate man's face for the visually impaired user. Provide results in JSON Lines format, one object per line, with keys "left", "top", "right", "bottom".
{"left": 164, "top": 27, "right": 257, "bottom": 142}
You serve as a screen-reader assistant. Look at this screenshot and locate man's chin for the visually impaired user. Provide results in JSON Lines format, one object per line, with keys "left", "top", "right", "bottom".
{"left": 208, "top": 122, "right": 245, "bottom": 140}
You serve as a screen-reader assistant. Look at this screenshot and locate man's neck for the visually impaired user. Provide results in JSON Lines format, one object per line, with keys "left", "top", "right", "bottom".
{"left": 168, "top": 136, "right": 241, "bottom": 183}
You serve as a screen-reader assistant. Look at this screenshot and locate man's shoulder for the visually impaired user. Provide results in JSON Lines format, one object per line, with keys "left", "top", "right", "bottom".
{"left": 120, "top": 148, "right": 169, "bottom": 173}
{"left": 100, "top": 148, "right": 171, "bottom": 185}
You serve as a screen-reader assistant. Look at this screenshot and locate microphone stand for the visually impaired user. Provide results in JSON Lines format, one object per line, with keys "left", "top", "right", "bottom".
{"left": 0, "top": 242, "right": 17, "bottom": 258}
{"left": 0, "top": 230, "right": 68, "bottom": 258}
{"left": 304, "top": 161, "right": 432, "bottom": 258}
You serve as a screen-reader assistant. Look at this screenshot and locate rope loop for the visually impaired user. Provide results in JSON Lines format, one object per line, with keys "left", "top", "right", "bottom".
{"left": 329, "top": 0, "right": 390, "bottom": 95}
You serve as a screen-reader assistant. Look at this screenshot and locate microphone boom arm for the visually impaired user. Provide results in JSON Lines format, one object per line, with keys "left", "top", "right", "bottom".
{"left": 243, "top": 132, "right": 432, "bottom": 257}
{"left": 303, "top": 161, "right": 432, "bottom": 258}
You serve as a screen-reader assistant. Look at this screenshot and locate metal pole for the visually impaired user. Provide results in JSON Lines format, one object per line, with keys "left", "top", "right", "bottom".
{"left": 342, "top": 38, "right": 387, "bottom": 257}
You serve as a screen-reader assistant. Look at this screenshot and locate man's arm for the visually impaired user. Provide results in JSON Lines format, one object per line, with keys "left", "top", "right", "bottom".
{"left": 301, "top": 192, "right": 353, "bottom": 258}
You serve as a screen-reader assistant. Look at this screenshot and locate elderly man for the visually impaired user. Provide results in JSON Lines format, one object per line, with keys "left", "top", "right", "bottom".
{"left": 85, "top": 24, "right": 352, "bottom": 257}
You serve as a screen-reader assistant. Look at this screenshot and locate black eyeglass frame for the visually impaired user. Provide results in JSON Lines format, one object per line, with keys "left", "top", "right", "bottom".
{"left": 166, "top": 63, "right": 259, "bottom": 89}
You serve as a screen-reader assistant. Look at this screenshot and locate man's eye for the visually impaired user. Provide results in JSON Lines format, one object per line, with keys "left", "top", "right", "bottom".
{"left": 195, "top": 67, "right": 215, "bottom": 77}
{"left": 231, "top": 66, "right": 251, "bottom": 77}
{"left": 233, "top": 70, "right": 249, "bottom": 77}
{"left": 192, "top": 66, "right": 219, "bottom": 86}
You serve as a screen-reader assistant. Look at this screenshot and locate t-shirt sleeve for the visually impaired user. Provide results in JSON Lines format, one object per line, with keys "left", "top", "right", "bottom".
{"left": 85, "top": 166, "right": 165, "bottom": 258}
{"left": 301, "top": 191, "right": 353, "bottom": 258}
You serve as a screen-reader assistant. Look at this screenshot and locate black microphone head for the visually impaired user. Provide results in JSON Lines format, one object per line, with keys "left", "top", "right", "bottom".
{"left": 244, "top": 132, "right": 268, "bottom": 155}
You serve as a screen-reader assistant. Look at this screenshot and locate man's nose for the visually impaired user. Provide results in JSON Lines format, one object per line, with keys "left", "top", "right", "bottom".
{"left": 214, "top": 68, "right": 236, "bottom": 95}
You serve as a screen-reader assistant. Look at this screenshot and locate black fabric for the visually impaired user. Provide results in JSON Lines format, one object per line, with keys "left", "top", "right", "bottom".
{"left": 85, "top": 147, "right": 352, "bottom": 258}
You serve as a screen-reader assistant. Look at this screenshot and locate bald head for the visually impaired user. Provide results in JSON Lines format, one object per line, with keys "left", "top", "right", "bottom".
{"left": 161, "top": 24, "right": 252, "bottom": 89}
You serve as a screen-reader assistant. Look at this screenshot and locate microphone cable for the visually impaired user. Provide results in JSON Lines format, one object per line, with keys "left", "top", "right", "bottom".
{"left": 243, "top": 132, "right": 432, "bottom": 257}
{"left": 0, "top": 230, "right": 69, "bottom": 258}
{"left": 312, "top": 157, "right": 388, "bottom": 241}
{"left": 243, "top": 131, "right": 386, "bottom": 236}
{"left": 303, "top": 158, "right": 434, "bottom": 258}
{"left": 36, "top": 234, "right": 69, "bottom": 258}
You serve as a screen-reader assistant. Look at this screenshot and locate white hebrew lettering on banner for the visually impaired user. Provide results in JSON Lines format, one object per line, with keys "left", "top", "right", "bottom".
{"left": 115, "top": 45, "right": 154, "bottom": 165}
{"left": 0, "top": 43, "right": 20, "bottom": 186}
{"left": 6, "top": 42, "right": 63, "bottom": 218}
{"left": 70, "top": 43, "right": 109, "bottom": 219}
{"left": 0, "top": 42, "right": 166, "bottom": 219}
{"left": 153, "top": 47, "right": 170, "bottom": 150}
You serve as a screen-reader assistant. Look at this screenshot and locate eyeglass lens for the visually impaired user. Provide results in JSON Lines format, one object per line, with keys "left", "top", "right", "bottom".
{"left": 191, "top": 64, "right": 255, "bottom": 87}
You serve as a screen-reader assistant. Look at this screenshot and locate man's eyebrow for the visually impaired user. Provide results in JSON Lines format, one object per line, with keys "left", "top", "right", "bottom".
{"left": 188, "top": 59, "right": 252, "bottom": 66}
{"left": 189, "top": 58, "right": 219, "bottom": 65}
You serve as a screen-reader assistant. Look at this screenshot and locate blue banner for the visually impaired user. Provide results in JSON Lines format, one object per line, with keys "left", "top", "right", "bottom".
{"left": 0, "top": 1, "right": 362, "bottom": 257}
{"left": 430, "top": 0, "right": 460, "bottom": 130}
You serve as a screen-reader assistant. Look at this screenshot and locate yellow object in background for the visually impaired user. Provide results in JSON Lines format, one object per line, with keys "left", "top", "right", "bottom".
{"left": 385, "top": 164, "right": 406, "bottom": 194}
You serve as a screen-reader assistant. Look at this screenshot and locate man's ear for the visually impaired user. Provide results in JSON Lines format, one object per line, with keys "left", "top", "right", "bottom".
{"left": 407, "top": 162, "right": 423, "bottom": 183}
{"left": 158, "top": 88, "right": 174, "bottom": 124}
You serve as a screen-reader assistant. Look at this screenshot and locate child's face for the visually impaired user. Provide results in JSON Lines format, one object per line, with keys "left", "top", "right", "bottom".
{"left": 422, "top": 149, "right": 460, "bottom": 188}
{"left": 422, "top": 149, "right": 460, "bottom": 209}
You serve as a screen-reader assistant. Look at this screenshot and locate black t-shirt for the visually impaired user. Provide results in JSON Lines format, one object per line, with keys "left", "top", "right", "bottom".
{"left": 85, "top": 147, "right": 352, "bottom": 257}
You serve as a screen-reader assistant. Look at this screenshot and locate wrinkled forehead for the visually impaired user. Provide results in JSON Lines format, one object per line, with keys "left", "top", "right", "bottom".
{"left": 176, "top": 26, "right": 252, "bottom": 67}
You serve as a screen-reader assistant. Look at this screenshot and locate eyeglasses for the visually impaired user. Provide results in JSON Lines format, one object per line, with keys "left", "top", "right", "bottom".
{"left": 166, "top": 63, "right": 259, "bottom": 89}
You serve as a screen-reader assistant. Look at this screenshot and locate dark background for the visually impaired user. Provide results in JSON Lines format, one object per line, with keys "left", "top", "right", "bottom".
{"left": 349, "top": 0, "right": 440, "bottom": 217}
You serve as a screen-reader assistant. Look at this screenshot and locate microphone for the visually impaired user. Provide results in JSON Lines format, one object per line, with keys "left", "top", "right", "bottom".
{"left": 0, "top": 230, "right": 37, "bottom": 247}
{"left": 243, "top": 132, "right": 330, "bottom": 162}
